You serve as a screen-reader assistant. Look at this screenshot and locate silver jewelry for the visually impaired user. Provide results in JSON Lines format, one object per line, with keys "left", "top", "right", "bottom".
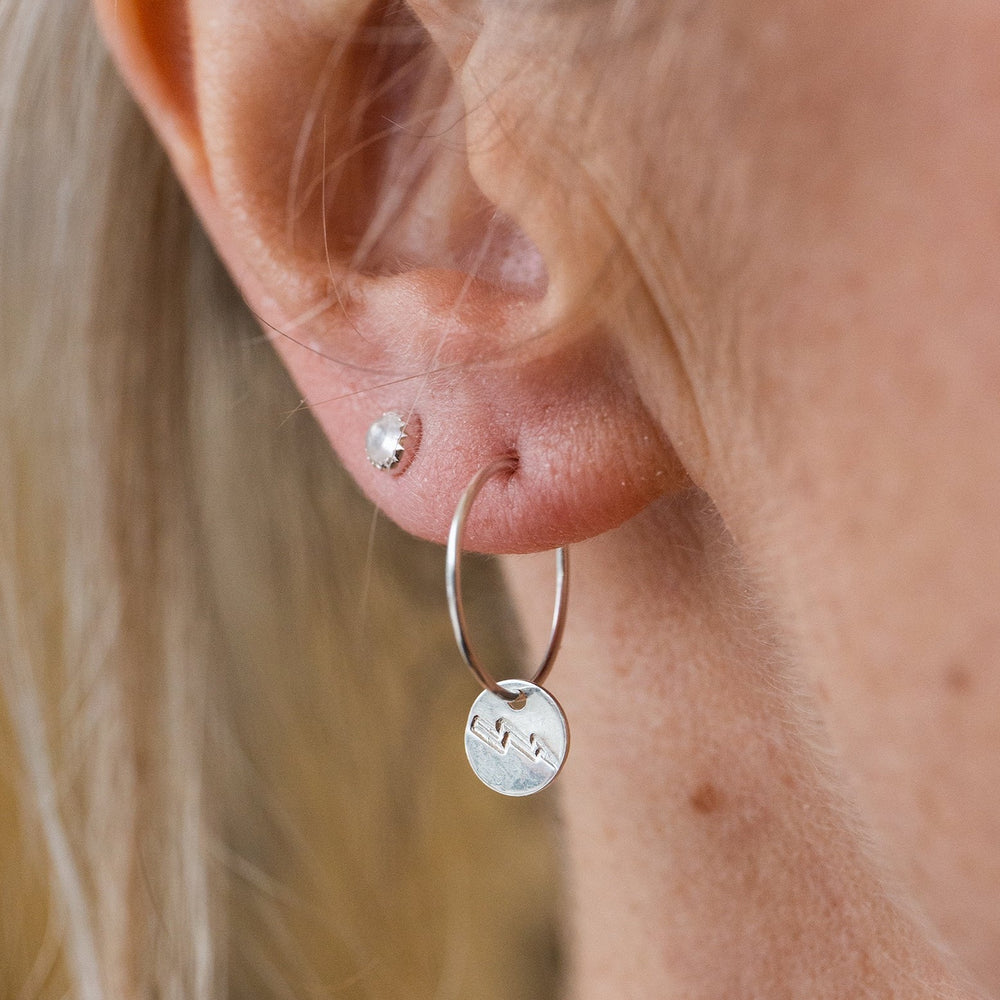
{"left": 446, "top": 458, "right": 570, "bottom": 796}
{"left": 365, "top": 411, "right": 408, "bottom": 471}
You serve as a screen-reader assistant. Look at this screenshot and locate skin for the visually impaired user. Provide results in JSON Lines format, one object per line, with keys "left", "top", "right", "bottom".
{"left": 95, "top": 0, "right": 1000, "bottom": 996}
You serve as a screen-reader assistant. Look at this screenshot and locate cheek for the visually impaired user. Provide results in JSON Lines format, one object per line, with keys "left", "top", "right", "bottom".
{"left": 728, "top": 4, "right": 1000, "bottom": 306}
{"left": 604, "top": 1, "right": 1000, "bottom": 485}
{"left": 720, "top": 5, "right": 1000, "bottom": 514}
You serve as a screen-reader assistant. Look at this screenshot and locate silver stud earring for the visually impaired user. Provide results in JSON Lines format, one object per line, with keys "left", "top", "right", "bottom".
{"left": 446, "top": 457, "right": 570, "bottom": 796}
{"left": 366, "top": 412, "right": 410, "bottom": 471}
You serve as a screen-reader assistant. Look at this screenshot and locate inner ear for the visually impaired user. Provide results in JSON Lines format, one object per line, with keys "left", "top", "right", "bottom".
{"left": 193, "top": 0, "right": 547, "bottom": 326}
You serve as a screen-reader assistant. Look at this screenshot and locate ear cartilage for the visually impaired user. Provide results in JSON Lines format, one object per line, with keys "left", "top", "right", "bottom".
{"left": 365, "top": 411, "right": 411, "bottom": 471}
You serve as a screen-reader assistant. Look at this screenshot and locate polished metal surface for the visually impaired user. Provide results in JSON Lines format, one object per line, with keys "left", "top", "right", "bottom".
{"left": 365, "top": 411, "right": 407, "bottom": 470}
{"left": 465, "top": 681, "right": 569, "bottom": 796}
{"left": 446, "top": 458, "right": 569, "bottom": 701}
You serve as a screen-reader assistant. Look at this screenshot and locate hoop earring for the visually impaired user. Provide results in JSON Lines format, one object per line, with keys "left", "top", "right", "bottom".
{"left": 446, "top": 458, "right": 570, "bottom": 796}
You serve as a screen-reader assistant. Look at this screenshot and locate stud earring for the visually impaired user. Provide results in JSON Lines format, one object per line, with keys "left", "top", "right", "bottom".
{"left": 446, "top": 457, "right": 570, "bottom": 796}
{"left": 365, "top": 411, "right": 411, "bottom": 471}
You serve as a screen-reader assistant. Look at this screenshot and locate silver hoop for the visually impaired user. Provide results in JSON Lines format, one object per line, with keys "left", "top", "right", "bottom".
{"left": 446, "top": 458, "right": 569, "bottom": 702}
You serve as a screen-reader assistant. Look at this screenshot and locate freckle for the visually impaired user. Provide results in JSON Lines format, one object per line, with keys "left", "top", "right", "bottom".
{"left": 944, "top": 663, "right": 972, "bottom": 694}
{"left": 689, "top": 782, "right": 724, "bottom": 815}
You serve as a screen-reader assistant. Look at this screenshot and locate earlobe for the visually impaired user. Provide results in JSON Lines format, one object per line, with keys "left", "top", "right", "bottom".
{"left": 92, "top": 0, "right": 685, "bottom": 552}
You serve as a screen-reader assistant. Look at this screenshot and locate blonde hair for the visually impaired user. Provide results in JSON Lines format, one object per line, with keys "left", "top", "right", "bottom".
{"left": 0, "top": 3, "right": 560, "bottom": 997}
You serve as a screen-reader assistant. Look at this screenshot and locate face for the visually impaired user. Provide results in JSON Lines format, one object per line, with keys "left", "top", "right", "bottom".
{"left": 96, "top": 0, "right": 1000, "bottom": 984}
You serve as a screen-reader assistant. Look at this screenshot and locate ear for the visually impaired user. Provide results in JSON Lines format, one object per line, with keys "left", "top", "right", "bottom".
{"left": 92, "top": 0, "right": 683, "bottom": 552}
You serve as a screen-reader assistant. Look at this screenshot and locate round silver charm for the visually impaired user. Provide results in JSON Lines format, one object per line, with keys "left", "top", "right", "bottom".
{"left": 464, "top": 680, "right": 569, "bottom": 796}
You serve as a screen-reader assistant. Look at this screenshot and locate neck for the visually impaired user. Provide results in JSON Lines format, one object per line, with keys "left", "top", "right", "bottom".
{"left": 505, "top": 490, "right": 974, "bottom": 1000}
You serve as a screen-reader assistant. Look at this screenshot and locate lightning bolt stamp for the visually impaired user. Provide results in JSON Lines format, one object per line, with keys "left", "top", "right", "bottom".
{"left": 468, "top": 714, "right": 559, "bottom": 770}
